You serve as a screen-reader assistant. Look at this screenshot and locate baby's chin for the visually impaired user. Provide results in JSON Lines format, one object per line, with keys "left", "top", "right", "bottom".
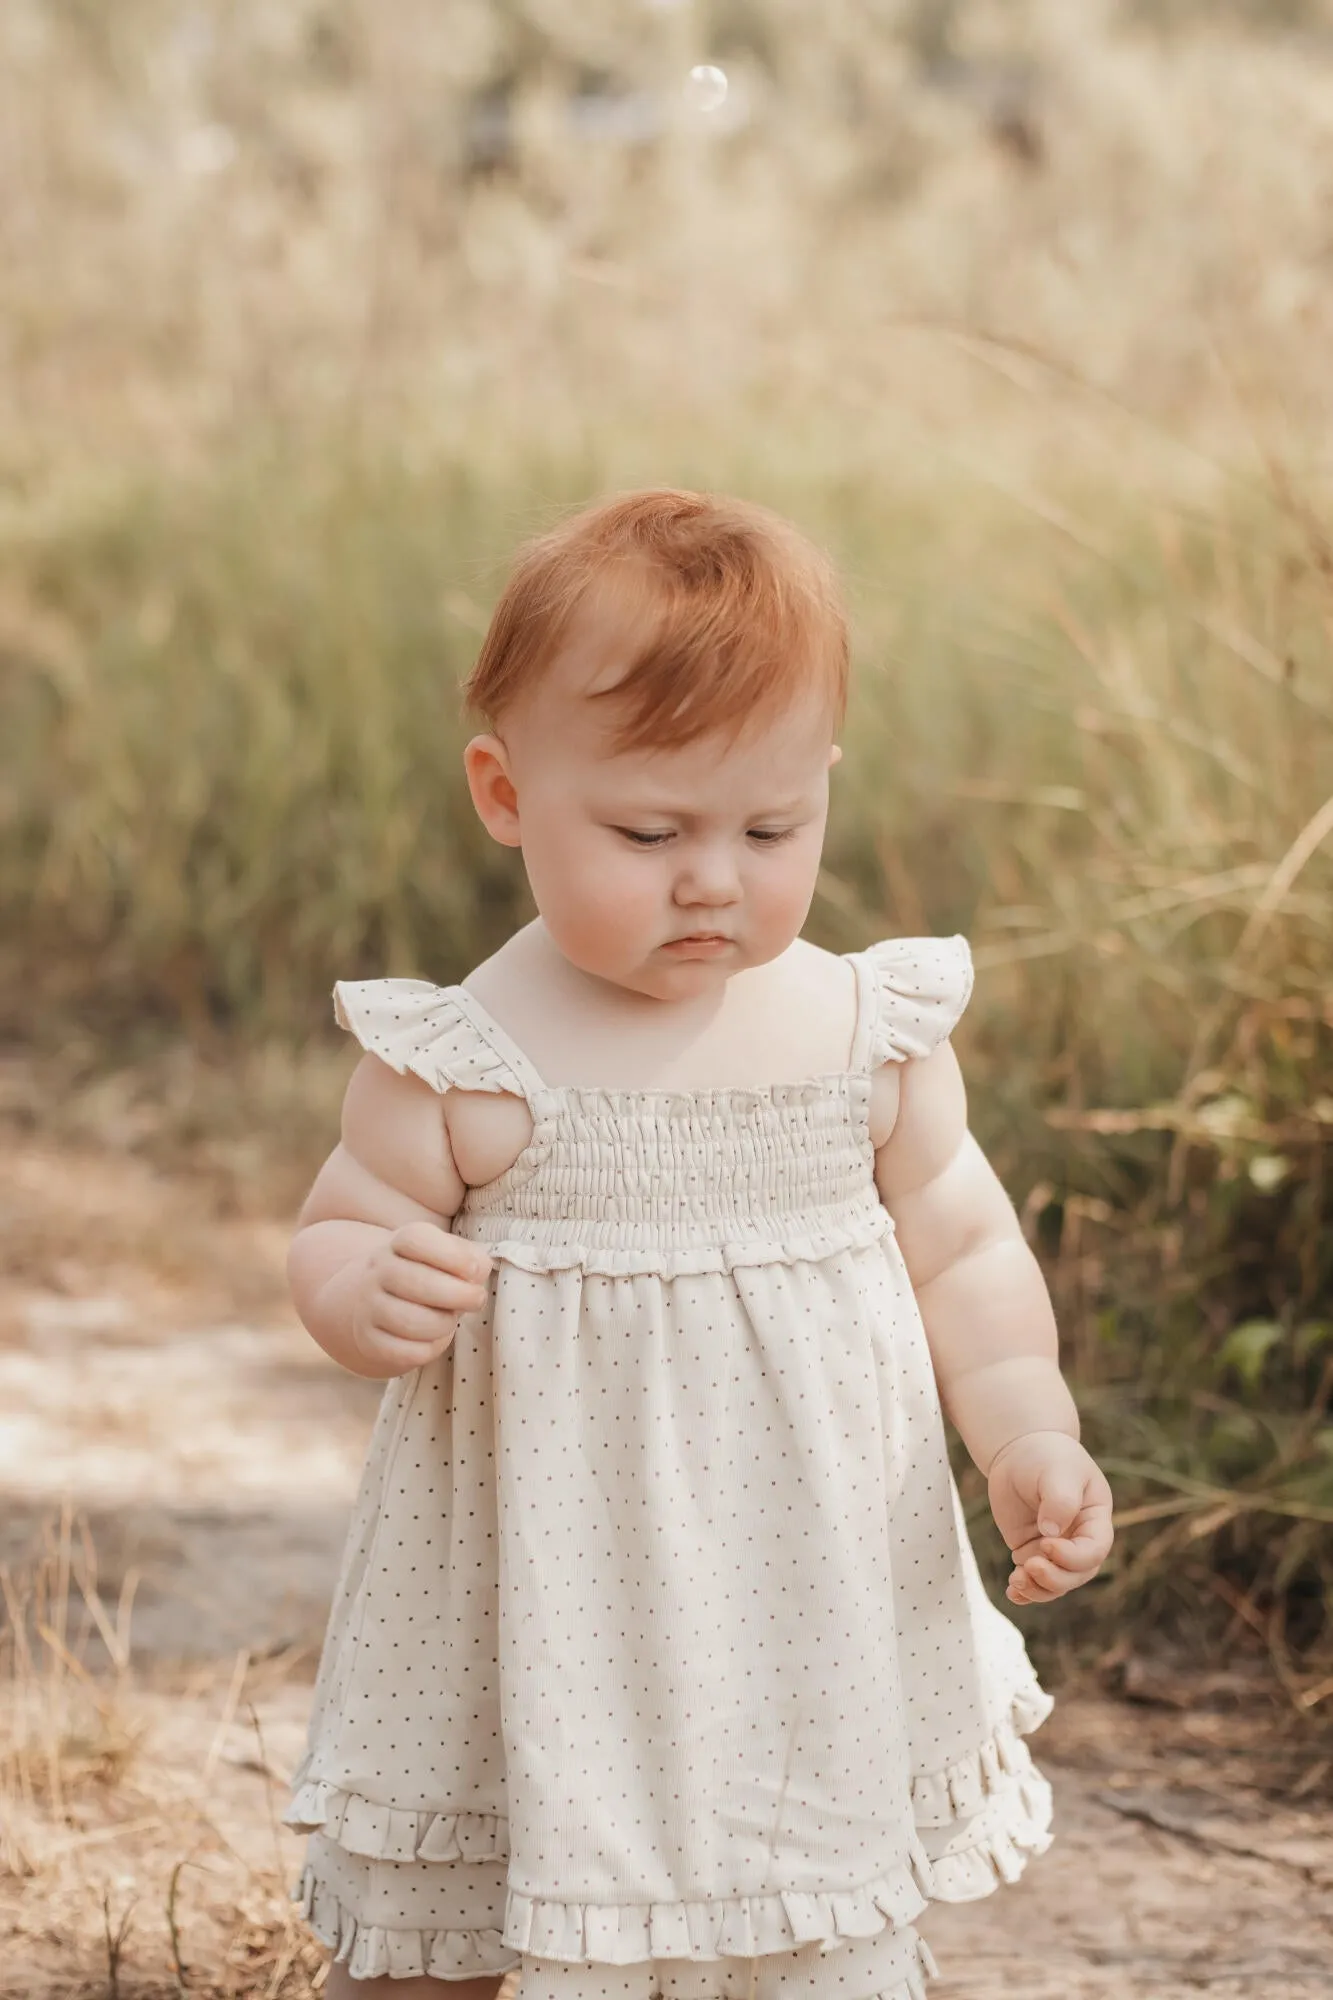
{"left": 606, "top": 941, "right": 786, "bottom": 1003}
{"left": 543, "top": 920, "right": 798, "bottom": 1000}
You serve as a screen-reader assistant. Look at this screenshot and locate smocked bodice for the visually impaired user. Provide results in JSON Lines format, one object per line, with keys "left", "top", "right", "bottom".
{"left": 458, "top": 1074, "right": 882, "bottom": 1271}
{"left": 331, "top": 933, "right": 974, "bottom": 1277}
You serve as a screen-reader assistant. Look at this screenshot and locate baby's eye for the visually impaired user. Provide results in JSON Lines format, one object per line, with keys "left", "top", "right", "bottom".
{"left": 747, "top": 827, "right": 797, "bottom": 844}
{"left": 615, "top": 828, "right": 673, "bottom": 847}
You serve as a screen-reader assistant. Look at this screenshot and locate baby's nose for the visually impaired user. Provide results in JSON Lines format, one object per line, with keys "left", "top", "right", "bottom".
{"left": 674, "top": 848, "right": 742, "bottom": 905}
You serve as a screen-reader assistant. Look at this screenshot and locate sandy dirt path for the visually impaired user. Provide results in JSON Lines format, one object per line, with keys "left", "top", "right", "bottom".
{"left": 1, "top": 1128, "right": 1329, "bottom": 1997}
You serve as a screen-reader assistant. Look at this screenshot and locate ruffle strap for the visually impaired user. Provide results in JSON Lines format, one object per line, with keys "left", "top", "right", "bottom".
{"left": 910, "top": 1679, "right": 1055, "bottom": 1829}
{"left": 284, "top": 1776, "right": 508, "bottom": 1864}
{"left": 501, "top": 1843, "right": 936, "bottom": 1964}
{"left": 857, "top": 936, "right": 975, "bottom": 1069}
{"left": 333, "top": 977, "right": 534, "bottom": 1097}
{"left": 296, "top": 1865, "right": 520, "bottom": 1982}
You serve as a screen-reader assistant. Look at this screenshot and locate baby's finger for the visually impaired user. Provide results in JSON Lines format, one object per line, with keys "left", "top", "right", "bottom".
{"left": 1008, "top": 1560, "right": 1065, "bottom": 1603}
{"left": 373, "top": 1296, "right": 459, "bottom": 1345}
{"left": 384, "top": 1260, "right": 489, "bottom": 1315}
{"left": 1022, "top": 1556, "right": 1078, "bottom": 1594}
{"left": 358, "top": 1327, "right": 453, "bottom": 1375}
{"left": 393, "top": 1223, "right": 492, "bottom": 1282}
{"left": 1006, "top": 1571, "right": 1057, "bottom": 1605}
{"left": 1040, "top": 1521, "right": 1114, "bottom": 1569}
{"left": 1037, "top": 1549, "right": 1105, "bottom": 1589}
{"left": 1027, "top": 1542, "right": 1110, "bottom": 1595}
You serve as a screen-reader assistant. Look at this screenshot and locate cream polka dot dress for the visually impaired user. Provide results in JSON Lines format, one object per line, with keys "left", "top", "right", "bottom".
{"left": 286, "top": 936, "right": 1055, "bottom": 1998}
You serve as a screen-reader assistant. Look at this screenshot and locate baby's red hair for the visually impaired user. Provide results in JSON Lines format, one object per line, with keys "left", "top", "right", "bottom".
{"left": 463, "top": 488, "right": 848, "bottom": 752}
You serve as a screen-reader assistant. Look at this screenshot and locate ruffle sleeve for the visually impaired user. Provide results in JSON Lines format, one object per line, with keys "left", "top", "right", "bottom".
{"left": 332, "top": 978, "right": 530, "bottom": 1097}
{"left": 858, "top": 935, "right": 974, "bottom": 1069}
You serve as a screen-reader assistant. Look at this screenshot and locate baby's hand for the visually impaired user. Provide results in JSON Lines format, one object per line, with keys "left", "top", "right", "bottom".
{"left": 351, "top": 1223, "right": 493, "bottom": 1378}
{"left": 986, "top": 1431, "right": 1114, "bottom": 1607}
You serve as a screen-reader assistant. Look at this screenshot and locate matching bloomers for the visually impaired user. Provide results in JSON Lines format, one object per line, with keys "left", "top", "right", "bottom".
{"left": 286, "top": 936, "right": 1055, "bottom": 1997}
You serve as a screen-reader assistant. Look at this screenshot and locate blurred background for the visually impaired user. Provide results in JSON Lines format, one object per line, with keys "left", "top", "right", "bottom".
{"left": 1, "top": 3, "right": 1331, "bottom": 1994}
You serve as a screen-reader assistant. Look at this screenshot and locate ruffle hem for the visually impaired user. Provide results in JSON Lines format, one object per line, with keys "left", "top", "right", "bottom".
{"left": 289, "top": 1678, "right": 1053, "bottom": 1966}
{"left": 501, "top": 1845, "right": 934, "bottom": 1964}
{"left": 297, "top": 1865, "right": 521, "bottom": 1982}
{"left": 284, "top": 1771, "right": 507, "bottom": 1863}
{"left": 297, "top": 1868, "right": 942, "bottom": 1996}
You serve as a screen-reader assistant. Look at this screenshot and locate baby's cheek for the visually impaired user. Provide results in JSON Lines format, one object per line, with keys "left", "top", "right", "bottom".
{"left": 757, "top": 847, "right": 824, "bottom": 941}
{"left": 546, "top": 859, "right": 657, "bottom": 969}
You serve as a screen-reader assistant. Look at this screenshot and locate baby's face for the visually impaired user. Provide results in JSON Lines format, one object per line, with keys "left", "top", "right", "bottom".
{"left": 467, "top": 600, "right": 839, "bottom": 1001}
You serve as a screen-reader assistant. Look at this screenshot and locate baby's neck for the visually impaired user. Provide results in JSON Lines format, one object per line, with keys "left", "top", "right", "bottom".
{"left": 465, "top": 921, "right": 856, "bottom": 1095}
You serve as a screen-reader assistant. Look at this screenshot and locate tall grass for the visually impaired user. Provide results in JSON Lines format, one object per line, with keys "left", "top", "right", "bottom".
{"left": 1, "top": 0, "right": 1331, "bottom": 1700}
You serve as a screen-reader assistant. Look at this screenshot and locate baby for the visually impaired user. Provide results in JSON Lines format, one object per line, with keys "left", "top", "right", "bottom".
{"left": 285, "top": 489, "right": 1114, "bottom": 2000}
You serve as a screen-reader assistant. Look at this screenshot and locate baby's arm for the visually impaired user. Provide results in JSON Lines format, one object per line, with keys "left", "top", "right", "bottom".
{"left": 873, "top": 1039, "right": 1079, "bottom": 1476}
{"left": 875, "top": 1040, "right": 1116, "bottom": 1605}
{"left": 288, "top": 1054, "right": 492, "bottom": 1380}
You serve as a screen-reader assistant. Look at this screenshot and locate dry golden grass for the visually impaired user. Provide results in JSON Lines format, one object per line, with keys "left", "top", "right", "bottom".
{"left": 0, "top": 1508, "right": 141, "bottom": 1880}
{"left": 1, "top": 1, "right": 1332, "bottom": 478}
{"left": 1, "top": 1509, "right": 329, "bottom": 1999}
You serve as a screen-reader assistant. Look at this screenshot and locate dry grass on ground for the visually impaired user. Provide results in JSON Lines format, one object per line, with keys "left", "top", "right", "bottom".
{"left": 2, "top": 1518, "right": 327, "bottom": 2000}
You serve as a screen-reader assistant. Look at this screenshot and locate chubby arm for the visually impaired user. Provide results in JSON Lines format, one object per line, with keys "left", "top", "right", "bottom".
{"left": 287, "top": 1054, "right": 490, "bottom": 1379}
{"left": 873, "top": 1039, "right": 1079, "bottom": 1476}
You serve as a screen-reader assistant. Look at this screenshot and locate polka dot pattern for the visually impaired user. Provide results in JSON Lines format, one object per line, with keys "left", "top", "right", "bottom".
{"left": 288, "top": 937, "right": 1056, "bottom": 1990}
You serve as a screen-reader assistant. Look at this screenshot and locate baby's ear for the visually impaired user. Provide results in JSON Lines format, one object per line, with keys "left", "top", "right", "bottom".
{"left": 463, "top": 734, "right": 522, "bottom": 847}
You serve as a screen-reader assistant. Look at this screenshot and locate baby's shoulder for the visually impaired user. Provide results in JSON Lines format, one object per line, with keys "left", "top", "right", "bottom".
{"left": 778, "top": 936, "right": 854, "bottom": 992}
{"left": 752, "top": 939, "right": 860, "bottom": 1073}
{"left": 763, "top": 931, "right": 974, "bottom": 1069}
